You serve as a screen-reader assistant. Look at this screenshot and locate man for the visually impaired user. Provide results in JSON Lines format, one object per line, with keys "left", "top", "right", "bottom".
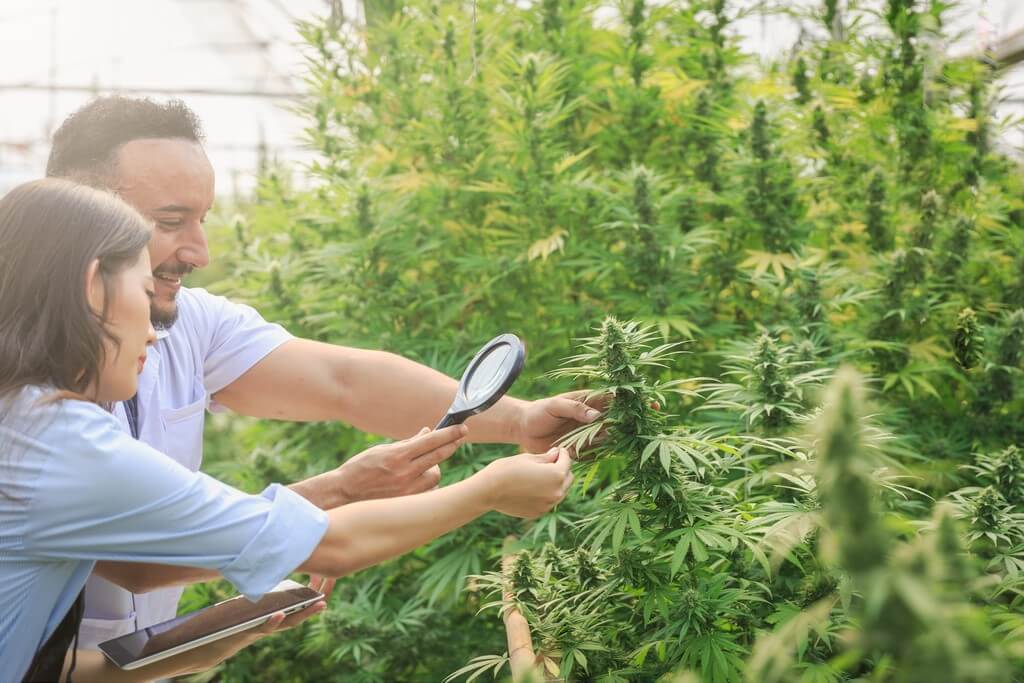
{"left": 46, "top": 96, "right": 601, "bottom": 654}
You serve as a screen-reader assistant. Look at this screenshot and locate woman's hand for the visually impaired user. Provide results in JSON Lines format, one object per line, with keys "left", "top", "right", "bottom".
{"left": 300, "top": 451, "right": 573, "bottom": 578}
{"left": 480, "top": 447, "right": 574, "bottom": 519}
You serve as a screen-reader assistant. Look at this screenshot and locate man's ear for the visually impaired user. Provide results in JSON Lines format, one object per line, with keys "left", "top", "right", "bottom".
{"left": 84, "top": 259, "right": 104, "bottom": 316}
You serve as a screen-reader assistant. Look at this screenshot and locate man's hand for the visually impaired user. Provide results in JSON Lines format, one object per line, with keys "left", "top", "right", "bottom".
{"left": 289, "top": 425, "right": 466, "bottom": 510}
{"left": 514, "top": 391, "right": 609, "bottom": 455}
{"left": 333, "top": 424, "right": 468, "bottom": 503}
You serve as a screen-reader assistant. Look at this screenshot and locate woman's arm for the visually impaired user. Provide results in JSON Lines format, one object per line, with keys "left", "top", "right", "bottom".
{"left": 91, "top": 425, "right": 467, "bottom": 593}
{"left": 299, "top": 449, "right": 573, "bottom": 577}
{"left": 62, "top": 447, "right": 572, "bottom": 681}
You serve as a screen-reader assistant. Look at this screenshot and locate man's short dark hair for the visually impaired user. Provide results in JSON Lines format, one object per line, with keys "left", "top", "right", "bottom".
{"left": 46, "top": 96, "right": 205, "bottom": 180}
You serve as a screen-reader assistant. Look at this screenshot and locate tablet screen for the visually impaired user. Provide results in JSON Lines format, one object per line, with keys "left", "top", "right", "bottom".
{"left": 100, "top": 582, "right": 321, "bottom": 666}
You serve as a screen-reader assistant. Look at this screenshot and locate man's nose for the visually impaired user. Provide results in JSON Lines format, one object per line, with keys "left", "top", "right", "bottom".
{"left": 177, "top": 221, "right": 210, "bottom": 269}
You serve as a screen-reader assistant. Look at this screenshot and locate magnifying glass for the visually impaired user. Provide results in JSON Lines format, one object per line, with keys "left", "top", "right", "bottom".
{"left": 435, "top": 333, "right": 526, "bottom": 429}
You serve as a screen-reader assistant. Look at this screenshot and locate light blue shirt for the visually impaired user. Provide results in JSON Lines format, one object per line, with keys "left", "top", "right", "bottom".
{"left": 0, "top": 387, "right": 328, "bottom": 683}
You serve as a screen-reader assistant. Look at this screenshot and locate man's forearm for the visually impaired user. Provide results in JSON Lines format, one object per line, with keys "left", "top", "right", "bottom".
{"left": 321, "top": 345, "right": 527, "bottom": 444}
{"left": 215, "top": 339, "right": 527, "bottom": 445}
{"left": 93, "top": 561, "right": 218, "bottom": 594}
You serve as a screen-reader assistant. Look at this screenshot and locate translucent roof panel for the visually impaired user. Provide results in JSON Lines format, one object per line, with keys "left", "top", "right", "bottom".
{"left": 0, "top": 0, "right": 361, "bottom": 196}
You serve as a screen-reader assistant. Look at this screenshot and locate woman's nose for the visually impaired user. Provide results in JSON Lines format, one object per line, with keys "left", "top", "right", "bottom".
{"left": 146, "top": 323, "right": 157, "bottom": 345}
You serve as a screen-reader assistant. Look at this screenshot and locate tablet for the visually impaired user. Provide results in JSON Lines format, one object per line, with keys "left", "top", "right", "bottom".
{"left": 98, "top": 579, "right": 323, "bottom": 670}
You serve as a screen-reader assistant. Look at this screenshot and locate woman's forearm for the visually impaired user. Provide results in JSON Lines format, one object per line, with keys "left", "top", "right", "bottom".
{"left": 300, "top": 473, "right": 493, "bottom": 577}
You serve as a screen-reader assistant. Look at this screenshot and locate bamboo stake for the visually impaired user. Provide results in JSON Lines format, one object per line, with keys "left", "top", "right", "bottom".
{"left": 501, "top": 536, "right": 549, "bottom": 683}
{"left": 500, "top": 536, "right": 564, "bottom": 682}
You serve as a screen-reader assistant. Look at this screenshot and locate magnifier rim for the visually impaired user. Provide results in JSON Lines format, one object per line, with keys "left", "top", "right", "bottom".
{"left": 456, "top": 333, "right": 525, "bottom": 412}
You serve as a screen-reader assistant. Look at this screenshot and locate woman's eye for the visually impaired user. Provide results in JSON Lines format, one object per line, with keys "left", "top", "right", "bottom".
{"left": 158, "top": 219, "right": 182, "bottom": 229}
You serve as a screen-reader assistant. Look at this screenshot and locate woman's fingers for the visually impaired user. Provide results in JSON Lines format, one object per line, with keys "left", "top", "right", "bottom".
{"left": 274, "top": 601, "right": 327, "bottom": 631}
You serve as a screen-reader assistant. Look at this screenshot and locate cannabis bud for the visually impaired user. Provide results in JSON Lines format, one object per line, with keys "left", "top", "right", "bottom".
{"left": 511, "top": 551, "right": 537, "bottom": 596}
{"left": 865, "top": 170, "right": 891, "bottom": 251}
{"left": 992, "top": 445, "right": 1023, "bottom": 505}
{"left": 815, "top": 369, "right": 889, "bottom": 574}
{"left": 812, "top": 106, "right": 830, "bottom": 147}
{"left": 952, "top": 307, "right": 984, "bottom": 370}
{"left": 970, "top": 487, "right": 1006, "bottom": 533}
{"left": 792, "top": 56, "right": 811, "bottom": 104}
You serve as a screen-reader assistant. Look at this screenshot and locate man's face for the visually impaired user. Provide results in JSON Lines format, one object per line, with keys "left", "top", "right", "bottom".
{"left": 113, "top": 138, "right": 215, "bottom": 328}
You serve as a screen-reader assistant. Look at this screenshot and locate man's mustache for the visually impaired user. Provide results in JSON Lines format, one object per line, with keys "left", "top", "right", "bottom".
{"left": 153, "top": 263, "right": 194, "bottom": 277}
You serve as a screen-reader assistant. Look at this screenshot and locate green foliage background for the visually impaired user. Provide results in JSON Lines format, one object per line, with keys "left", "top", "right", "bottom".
{"left": 188, "top": 0, "right": 1024, "bottom": 680}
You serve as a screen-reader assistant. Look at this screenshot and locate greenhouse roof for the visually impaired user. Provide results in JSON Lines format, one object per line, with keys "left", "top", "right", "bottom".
{"left": 1, "top": 0, "right": 1021, "bottom": 198}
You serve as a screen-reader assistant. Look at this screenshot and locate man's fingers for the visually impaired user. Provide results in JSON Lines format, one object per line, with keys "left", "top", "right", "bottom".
{"left": 403, "top": 424, "right": 467, "bottom": 460}
{"left": 413, "top": 439, "right": 461, "bottom": 469}
{"left": 310, "top": 575, "right": 336, "bottom": 599}
{"left": 561, "top": 390, "right": 611, "bottom": 412}
{"left": 556, "top": 396, "right": 602, "bottom": 424}
{"left": 409, "top": 464, "right": 442, "bottom": 493}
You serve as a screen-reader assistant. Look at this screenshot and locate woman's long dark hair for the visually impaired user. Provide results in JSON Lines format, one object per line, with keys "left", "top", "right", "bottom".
{"left": 0, "top": 178, "right": 151, "bottom": 400}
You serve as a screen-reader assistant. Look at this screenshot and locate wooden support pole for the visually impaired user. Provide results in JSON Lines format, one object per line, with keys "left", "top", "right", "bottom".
{"left": 502, "top": 536, "right": 543, "bottom": 683}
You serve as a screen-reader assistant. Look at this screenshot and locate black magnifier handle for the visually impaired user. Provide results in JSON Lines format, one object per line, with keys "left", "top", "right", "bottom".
{"left": 436, "top": 414, "right": 458, "bottom": 429}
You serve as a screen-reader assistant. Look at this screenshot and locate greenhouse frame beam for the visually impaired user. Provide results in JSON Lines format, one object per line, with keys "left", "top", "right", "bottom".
{"left": 0, "top": 82, "right": 301, "bottom": 99}
{"left": 994, "top": 27, "right": 1024, "bottom": 67}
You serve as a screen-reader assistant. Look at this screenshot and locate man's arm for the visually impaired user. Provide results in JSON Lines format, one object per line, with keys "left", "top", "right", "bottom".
{"left": 93, "top": 562, "right": 217, "bottom": 594}
{"left": 212, "top": 338, "right": 600, "bottom": 449}
{"left": 212, "top": 339, "right": 522, "bottom": 441}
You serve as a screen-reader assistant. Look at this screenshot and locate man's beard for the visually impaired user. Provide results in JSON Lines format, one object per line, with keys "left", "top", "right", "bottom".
{"left": 151, "top": 261, "right": 193, "bottom": 330}
{"left": 151, "top": 301, "right": 179, "bottom": 330}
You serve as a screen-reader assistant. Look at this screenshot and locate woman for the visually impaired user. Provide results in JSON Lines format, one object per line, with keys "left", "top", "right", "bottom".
{"left": 0, "top": 179, "right": 573, "bottom": 682}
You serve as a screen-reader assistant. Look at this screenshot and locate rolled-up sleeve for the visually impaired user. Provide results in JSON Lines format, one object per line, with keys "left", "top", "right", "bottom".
{"left": 23, "top": 401, "right": 328, "bottom": 601}
{"left": 221, "top": 485, "right": 328, "bottom": 600}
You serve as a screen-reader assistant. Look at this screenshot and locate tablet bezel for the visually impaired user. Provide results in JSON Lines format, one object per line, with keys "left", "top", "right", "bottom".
{"left": 98, "top": 580, "right": 323, "bottom": 670}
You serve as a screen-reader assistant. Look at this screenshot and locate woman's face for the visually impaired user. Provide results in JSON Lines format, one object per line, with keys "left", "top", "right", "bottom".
{"left": 93, "top": 250, "right": 157, "bottom": 403}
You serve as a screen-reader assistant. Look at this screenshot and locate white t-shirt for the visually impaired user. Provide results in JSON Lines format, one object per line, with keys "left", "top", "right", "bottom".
{"left": 78, "top": 286, "right": 294, "bottom": 649}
